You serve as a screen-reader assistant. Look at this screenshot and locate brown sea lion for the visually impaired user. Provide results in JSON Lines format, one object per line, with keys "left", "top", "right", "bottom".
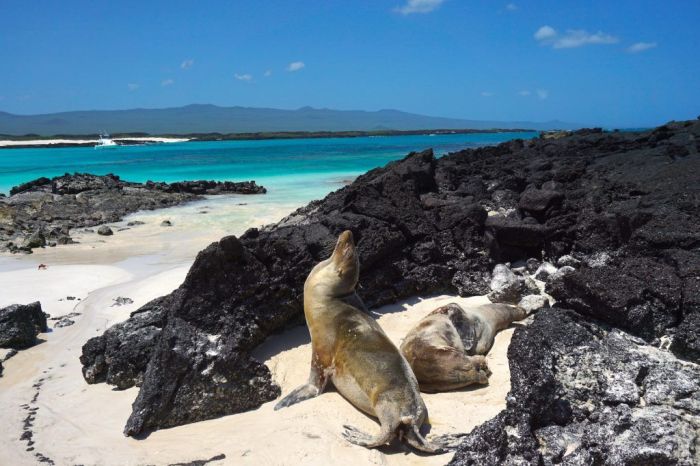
{"left": 274, "top": 230, "right": 445, "bottom": 453}
{"left": 400, "top": 302, "right": 528, "bottom": 393}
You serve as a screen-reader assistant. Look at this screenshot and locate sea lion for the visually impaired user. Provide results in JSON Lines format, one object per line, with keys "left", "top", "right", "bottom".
{"left": 400, "top": 302, "right": 528, "bottom": 393}
{"left": 274, "top": 230, "right": 444, "bottom": 453}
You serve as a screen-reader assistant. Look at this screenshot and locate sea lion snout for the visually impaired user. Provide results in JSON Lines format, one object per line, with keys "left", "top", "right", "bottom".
{"left": 331, "top": 230, "right": 358, "bottom": 273}
{"left": 333, "top": 230, "right": 355, "bottom": 257}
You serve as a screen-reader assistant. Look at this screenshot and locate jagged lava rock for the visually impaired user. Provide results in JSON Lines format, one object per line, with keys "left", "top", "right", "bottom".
{"left": 449, "top": 308, "right": 700, "bottom": 465}
{"left": 0, "top": 302, "right": 48, "bottom": 349}
{"left": 1, "top": 173, "right": 266, "bottom": 252}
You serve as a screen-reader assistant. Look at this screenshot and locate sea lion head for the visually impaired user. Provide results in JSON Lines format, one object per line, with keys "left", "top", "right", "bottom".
{"left": 306, "top": 230, "right": 359, "bottom": 298}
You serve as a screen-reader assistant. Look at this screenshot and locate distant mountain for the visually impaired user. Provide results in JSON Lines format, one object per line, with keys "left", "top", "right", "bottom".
{"left": 0, "top": 104, "right": 580, "bottom": 136}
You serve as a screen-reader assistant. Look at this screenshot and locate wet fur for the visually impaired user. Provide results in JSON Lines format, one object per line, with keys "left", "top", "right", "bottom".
{"left": 274, "top": 231, "right": 444, "bottom": 453}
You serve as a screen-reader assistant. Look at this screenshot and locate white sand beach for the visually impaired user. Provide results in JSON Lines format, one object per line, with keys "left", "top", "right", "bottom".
{"left": 0, "top": 200, "right": 518, "bottom": 466}
{"left": 0, "top": 137, "right": 190, "bottom": 147}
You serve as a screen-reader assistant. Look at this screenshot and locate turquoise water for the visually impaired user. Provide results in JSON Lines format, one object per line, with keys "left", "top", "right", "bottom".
{"left": 0, "top": 132, "right": 536, "bottom": 201}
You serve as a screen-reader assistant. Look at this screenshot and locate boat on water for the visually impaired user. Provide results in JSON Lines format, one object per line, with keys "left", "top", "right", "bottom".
{"left": 94, "top": 133, "right": 118, "bottom": 148}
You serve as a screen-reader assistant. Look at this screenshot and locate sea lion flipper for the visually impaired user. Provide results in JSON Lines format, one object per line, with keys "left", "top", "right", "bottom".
{"left": 274, "top": 356, "right": 328, "bottom": 410}
{"left": 274, "top": 383, "right": 321, "bottom": 410}
{"left": 404, "top": 425, "right": 449, "bottom": 454}
{"left": 341, "top": 423, "right": 396, "bottom": 449}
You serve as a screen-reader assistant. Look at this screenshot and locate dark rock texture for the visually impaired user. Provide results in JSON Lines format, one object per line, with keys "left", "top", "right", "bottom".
{"left": 80, "top": 298, "right": 168, "bottom": 390}
{"left": 0, "top": 302, "right": 48, "bottom": 349}
{"left": 449, "top": 308, "right": 700, "bottom": 465}
{"left": 81, "top": 120, "right": 700, "bottom": 439}
{"left": 1, "top": 173, "right": 266, "bottom": 253}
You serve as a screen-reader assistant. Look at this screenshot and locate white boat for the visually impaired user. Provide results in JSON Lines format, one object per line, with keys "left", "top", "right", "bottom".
{"left": 94, "top": 133, "right": 118, "bottom": 149}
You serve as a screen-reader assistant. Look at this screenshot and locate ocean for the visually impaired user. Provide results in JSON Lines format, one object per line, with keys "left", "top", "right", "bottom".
{"left": 0, "top": 132, "right": 536, "bottom": 205}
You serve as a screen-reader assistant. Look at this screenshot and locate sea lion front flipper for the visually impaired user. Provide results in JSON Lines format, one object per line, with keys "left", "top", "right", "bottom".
{"left": 274, "top": 356, "right": 328, "bottom": 410}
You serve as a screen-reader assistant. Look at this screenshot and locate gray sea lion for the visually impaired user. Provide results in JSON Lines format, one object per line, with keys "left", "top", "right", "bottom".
{"left": 274, "top": 231, "right": 445, "bottom": 453}
{"left": 400, "top": 302, "right": 528, "bottom": 393}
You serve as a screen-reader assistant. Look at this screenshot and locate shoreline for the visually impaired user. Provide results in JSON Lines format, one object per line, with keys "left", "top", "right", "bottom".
{"left": 0, "top": 128, "right": 536, "bottom": 149}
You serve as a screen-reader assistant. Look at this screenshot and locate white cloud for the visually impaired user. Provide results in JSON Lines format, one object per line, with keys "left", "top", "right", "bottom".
{"left": 536, "top": 89, "right": 549, "bottom": 100}
{"left": 534, "top": 25, "right": 557, "bottom": 41}
{"left": 287, "top": 61, "right": 305, "bottom": 72}
{"left": 161, "top": 79, "right": 174, "bottom": 86}
{"left": 234, "top": 73, "right": 253, "bottom": 82}
{"left": 395, "top": 0, "right": 444, "bottom": 15}
{"left": 518, "top": 90, "right": 531, "bottom": 96}
{"left": 480, "top": 91, "right": 494, "bottom": 97}
{"left": 506, "top": 3, "right": 518, "bottom": 11}
{"left": 180, "top": 59, "right": 194, "bottom": 70}
{"left": 264, "top": 70, "right": 272, "bottom": 77}
{"left": 627, "top": 41, "right": 657, "bottom": 53}
{"left": 535, "top": 26, "right": 618, "bottom": 49}
{"left": 127, "top": 83, "right": 140, "bottom": 91}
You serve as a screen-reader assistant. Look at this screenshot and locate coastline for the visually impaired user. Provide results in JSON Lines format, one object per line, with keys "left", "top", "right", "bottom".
{"left": 0, "top": 128, "right": 535, "bottom": 149}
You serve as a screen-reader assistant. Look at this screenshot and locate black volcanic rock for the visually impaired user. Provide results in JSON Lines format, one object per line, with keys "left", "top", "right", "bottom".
{"left": 0, "top": 302, "right": 47, "bottom": 349}
{"left": 449, "top": 308, "right": 700, "bottom": 465}
{"left": 81, "top": 120, "right": 700, "bottom": 438}
{"left": 80, "top": 298, "right": 168, "bottom": 389}
{"left": 1, "top": 173, "right": 266, "bottom": 253}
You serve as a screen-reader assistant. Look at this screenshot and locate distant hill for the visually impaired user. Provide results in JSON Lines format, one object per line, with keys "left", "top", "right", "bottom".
{"left": 0, "top": 104, "right": 580, "bottom": 136}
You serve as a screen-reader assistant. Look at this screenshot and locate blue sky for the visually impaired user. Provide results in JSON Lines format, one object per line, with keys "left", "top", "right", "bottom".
{"left": 1, "top": 0, "right": 698, "bottom": 127}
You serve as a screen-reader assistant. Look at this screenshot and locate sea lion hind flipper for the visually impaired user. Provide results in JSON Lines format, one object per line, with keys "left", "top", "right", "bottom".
{"left": 403, "top": 424, "right": 449, "bottom": 454}
{"left": 341, "top": 424, "right": 396, "bottom": 449}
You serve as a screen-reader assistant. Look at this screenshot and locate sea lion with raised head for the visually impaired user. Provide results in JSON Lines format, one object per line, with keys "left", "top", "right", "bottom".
{"left": 400, "top": 302, "right": 528, "bottom": 393}
{"left": 274, "top": 230, "right": 444, "bottom": 453}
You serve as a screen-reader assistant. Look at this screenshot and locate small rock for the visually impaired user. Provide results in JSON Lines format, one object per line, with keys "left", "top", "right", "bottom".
{"left": 111, "top": 297, "right": 134, "bottom": 307}
{"left": 488, "top": 264, "right": 525, "bottom": 304}
{"left": 54, "top": 318, "right": 75, "bottom": 328}
{"left": 0, "top": 302, "right": 48, "bottom": 349}
{"left": 585, "top": 252, "right": 611, "bottom": 268}
{"left": 161, "top": 220, "right": 172, "bottom": 227}
{"left": 525, "top": 258, "right": 541, "bottom": 274}
{"left": 97, "top": 226, "right": 113, "bottom": 236}
{"left": 518, "top": 295, "right": 550, "bottom": 313}
{"left": 556, "top": 255, "right": 580, "bottom": 268}
{"left": 534, "top": 262, "right": 558, "bottom": 281}
{"left": 22, "top": 231, "right": 46, "bottom": 249}
{"left": 126, "top": 221, "right": 145, "bottom": 227}
{"left": 551, "top": 265, "right": 576, "bottom": 281}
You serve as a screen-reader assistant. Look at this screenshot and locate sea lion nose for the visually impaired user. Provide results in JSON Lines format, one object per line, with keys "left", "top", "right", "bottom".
{"left": 339, "top": 230, "right": 354, "bottom": 244}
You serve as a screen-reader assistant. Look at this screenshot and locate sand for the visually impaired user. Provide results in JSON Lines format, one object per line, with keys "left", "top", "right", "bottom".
{"left": 0, "top": 272, "right": 516, "bottom": 466}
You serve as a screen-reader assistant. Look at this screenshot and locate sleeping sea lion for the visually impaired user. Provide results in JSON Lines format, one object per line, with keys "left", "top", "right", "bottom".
{"left": 274, "top": 230, "right": 445, "bottom": 453}
{"left": 400, "top": 302, "right": 528, "bottom": 392}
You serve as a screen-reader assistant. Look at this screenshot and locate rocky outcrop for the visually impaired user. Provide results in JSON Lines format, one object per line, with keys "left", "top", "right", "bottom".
{"left": 0, "top": 302, "right": 48, "bottom": 349}
{"left": 0, "top": 173, "right": 266, "bottom": 253}
{"left": 449, "top": 308, "right": 700, "bottom": 465}
{"left": 80, "top": 298, "right": 168, "bottom": 390}
{"left": 81, "top": 120, "right": 700, "bottom": 438}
